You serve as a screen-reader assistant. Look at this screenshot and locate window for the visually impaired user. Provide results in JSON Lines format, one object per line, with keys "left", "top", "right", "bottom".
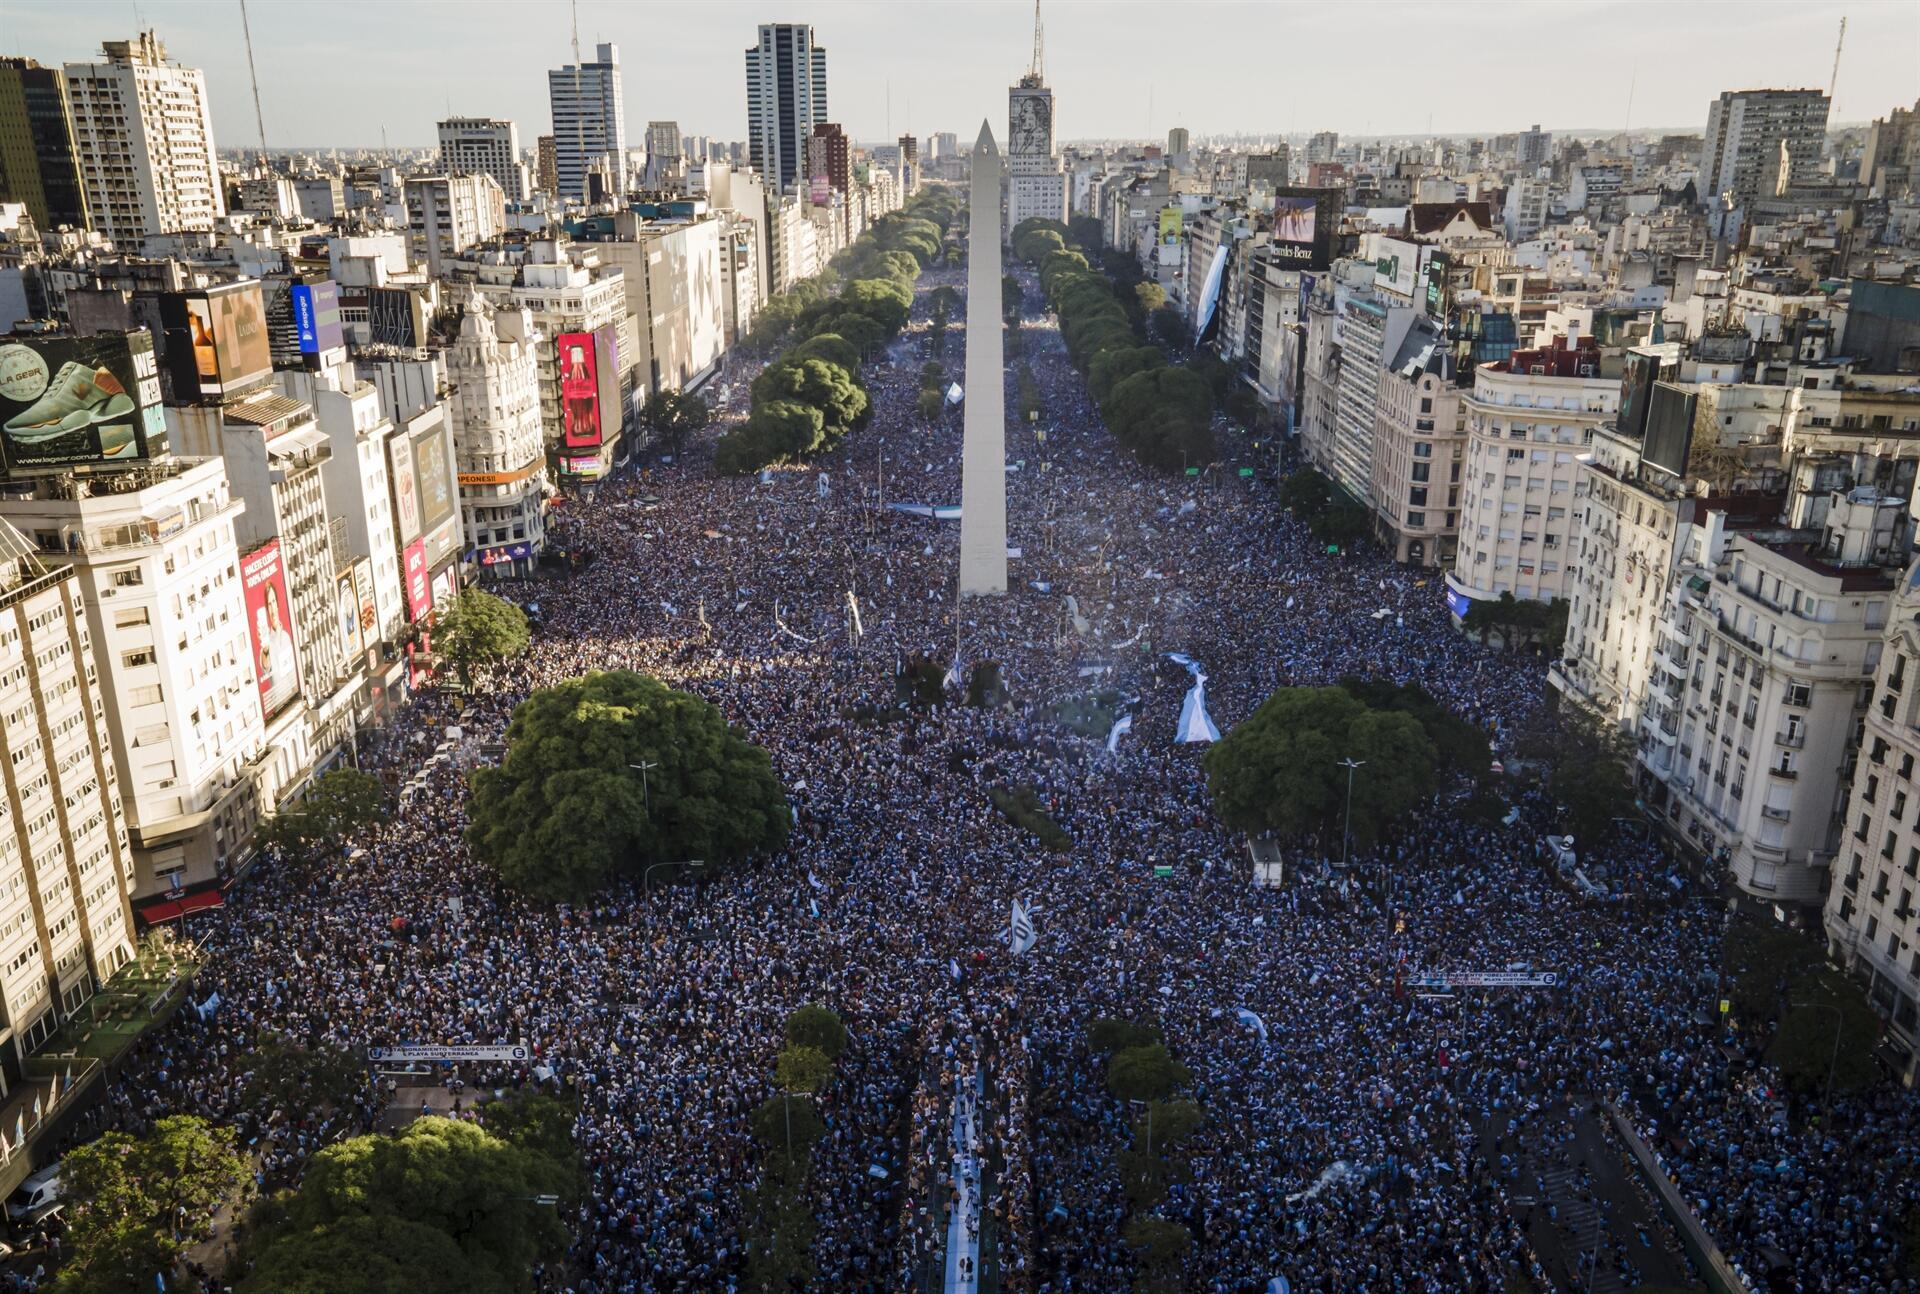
{"left": 111, "top": 568, "right": 143, "bottom": 587}
{"left": 121, "top": 649, "right": 154, "bottom": 668}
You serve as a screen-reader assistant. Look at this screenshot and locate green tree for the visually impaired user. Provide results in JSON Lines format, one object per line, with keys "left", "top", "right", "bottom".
{"left": 713, "top": 399, "right": 826, "bottom": 474}
{"left": 479, "top": 1091, "right": 585, "bottom": 1200}
{"left": 1125, "top": 1216, "right": 1193, "bottom": 1294}
{"left": 641, "top": 389, "right": 712, "bottom": 456}
{"left": 434, "top": 588, "right": 531, "bottom": 686}
{"left": 1089, "top": 1018, "right": 1161, "bottom": 1054}
{"left": 1150, "top": 303, "right": 1188, "bottom": 350}
{"left": 1088, "top": 346, "right": 1166, "bottom": 406}
{"left": 241, "top": 1118, "right": 569, "bottom": 1294}
{"left": 1067, "top": 214, "right": 1104, "bottom": 249}
{"left": 1104, "top": 365, "right": 1215, "bottom": 471}
{"left": 1133, "top": 1098, "right": 1204, "bottom": 1150}
{"left": 56, "top": 1116, "right": 252, "bottom": 1294}
{"left": 786, "top": 1005, "right": 848, "bottom": 1061}
{"left": 466, "top": 669, "right": 789, "bottom": 899}
{"left": 238, "top": 1214, "right": 479, "bottom": 1294}
{"left": 918, "top": 388, "right": 944, "bottom": 422}
{"left": 1339, "top": 678, "right": 1492, "bottom": 783}
{"left": 1003, "top": 274, "right": 1024, "bottom": 321}
{"left": 241, "top": 1034, "right": 364, "bottom": 1117}
{"left": 1106, "top": 1043, "right": 1190, "bottom": 1104}
{"left": 1526, "top": 702, "right": 1638, "bottom": 844}
{"left": 1134, "top": 281, "right": 1167, "bottom": 313}
{"left": 750, "top": 357, "right": 869, "bottom": 435}
{"left": 802, "top": 307, "right": 887, "bottom": 358}
{"left": 788, "top": 332, "right": 860, "bottom": 373}
{"left": 840, "top": 277, "right": 914, "bottom": 334}
{"left": 1204, "top": 686, "right": 1437, "bottom": 846}
{"left": 260, "top": 767, "right": 385, "bottom": 860}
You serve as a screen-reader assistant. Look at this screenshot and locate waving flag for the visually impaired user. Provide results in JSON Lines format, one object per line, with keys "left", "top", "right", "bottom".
{"left": 1010, "top": 899, "right": 1037, "bottom": 956}
{"left": 1235, "top": 1008, "right": 1269, "bottom": 1044}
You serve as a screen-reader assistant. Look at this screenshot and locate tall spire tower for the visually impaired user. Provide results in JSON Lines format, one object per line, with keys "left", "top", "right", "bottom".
{"left": 1006, "top": 0, "right": 1067, "bottom": 234}
{"left": 1028, "top": 0, "right": 1045, "bottom": 86}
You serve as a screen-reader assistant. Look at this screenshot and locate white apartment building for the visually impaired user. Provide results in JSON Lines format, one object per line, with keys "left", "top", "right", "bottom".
{"left": 1503, "top": 179, "right": 1551, "bottom": 243}
{"left": 1450, "top": 337, "right": 1617, "bottom": 613}
{"left": 548, "top": 43, "right": 627, "bottom": 202}
{"left": 406, "top": 174, "right": 506, "bottom": 280}
{"left": 744, "top": 25, "right": 827, "bottom": 194}
{"left": 0, "top": 458, "right": 279, "bottom": 899}
{"left": 437, "top": 117, "right": 529, "bottom": 204}
{"left": 1007, "top": 80, "right": 1069, "bottom": 234}
{"left": 1826, "top": 557, "right": 1920, "bottom": 1085}
{"left": 445, "top": 293, "right": 547, "bottom": 577}
{"left": 63, "top": 32, "right": 223, "bottom": 245}
{"left": 1639, "top": 489, "right": 1904, "bottom": 903}
{"left": 1371, "top": 317, "right": 1466, "bottom": 568}
{"left": 0, "top": 526, "right": 136, "bottom": 1065}
{"left": 1703, "top": 89, "right": 1831, "bottom": 209}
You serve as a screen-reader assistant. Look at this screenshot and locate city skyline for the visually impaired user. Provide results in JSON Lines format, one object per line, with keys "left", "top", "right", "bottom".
{"left": 9, "top": 0, "right": 1916, "bottom": 151}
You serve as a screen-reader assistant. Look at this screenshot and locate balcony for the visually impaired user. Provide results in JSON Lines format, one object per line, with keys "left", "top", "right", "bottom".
{"left": 1769, "top": 766, "right": 1799, "bottom": 781}
{"left": 1761, "top": 804, "right": 1792, "bottom": 822}
{"left": 1774, "top": 729, "right": 1805, "bottom": 749}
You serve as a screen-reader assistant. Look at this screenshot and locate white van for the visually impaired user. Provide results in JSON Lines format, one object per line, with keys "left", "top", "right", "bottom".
{"left": 6, "top": 1162, "right": 59, "bottom": 1221}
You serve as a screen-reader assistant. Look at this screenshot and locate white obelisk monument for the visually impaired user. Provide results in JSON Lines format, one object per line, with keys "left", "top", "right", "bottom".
{"left": 959, "top": 121, "right": 1008, "bottom": 597}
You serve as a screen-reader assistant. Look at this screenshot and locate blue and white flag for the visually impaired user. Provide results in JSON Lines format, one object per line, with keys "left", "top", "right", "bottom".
{"left": 945, "top": 382, "right": 963, "bottom": 406}
{"left": 949, "top": 958, "right": 963, "bottom": 983}
{"left": 809, "top": 898, "right": 820, "bottom": 920}
{"left": 1010, "top": 899, "right": 1037, "bottom": 957}
{"left": 1177, "top": 675, "right": 1221, "bottom": 744}
{"left": 817, "top": 472, "right": 831, "bottom": 499}
{"left": 807, "top": 871, "right": 827, "bottom": 892}
{"left": 1235, "top": 1008, "right": 1269, "bottom": 1045}
{"left": 1105, "top": 714, "right": 1133, "bottom": 753}
{"left": 1267, "top": 1279, "right": 1292, "bottom": 1294}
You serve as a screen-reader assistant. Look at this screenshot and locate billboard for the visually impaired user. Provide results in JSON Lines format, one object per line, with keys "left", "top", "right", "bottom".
{"left": 389, "top": 434, "right": 421, "bottom": 544}
{"left": 1617, "top": 349, "right": 1666, "bottom": 441}
{"left": 159, "top": 283, "right": 271, "bottom": 402}
{"left": 292, "top": 282, "right": 344, "bottom": 356}
{"left": 1372, "top": 236, "right": 1420, "bottom": 299}
{"left": 1158, "top": 207, "right": 1182, "bottom": 245}
{"left": 1269, "top": 188, "right": 1336, "bottom": 270}
{"left": 241, "top": 540, "right": 302, "bottom": 721}
{"left": 593, "top": 325, "right": 620, "bottom": 436}
{"left": 809, "top": 173, "right": 830, "bottom": 206}
{"left": 1421, "top": 250, "right": 1452, "bottom": 318}
{"left": 402, "top": 538, "right": 431, "bottom": 622}
{"left": 335, "top": 568, "right": 364, "bottom": 663}
{"left": 412, "top": 430, "right": 456, "bottom": 536}
{"left": 1642, "top": 383, "right": 1698, "bottom": 476}
{"left": 0, "top": 330, "right": 167, "bottom": 471}
{"left": 559, "top": 331, "right": 602, "bottom": 450}
{"left": 351, "top": 558, "right": 377, "bottom": 644}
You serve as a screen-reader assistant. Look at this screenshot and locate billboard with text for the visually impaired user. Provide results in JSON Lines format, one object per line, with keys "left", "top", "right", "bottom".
{"left": 0, "top": 330, "right": 167, "bottom": 471}
{"left": 402, "top": 538, "right": 431, "bottom": 622}
{"left": 413, "top": 429, "right": 456, "bottom": 536}
{"left": 159, "top": 283, "right": 272, "bottom": 402}
{"left": 1269, "top": 188, "right": 1336, "bottom": 270}
{"left": 292, "top": 281, "right": 345, "bottom": 356}
{"left": 559, "top": 331, "right": 602, "bottom": 450}
{"left": 241, "top": 540, "right": 302, "bottom": 722}
{"left": 390, "top": 433, "right": 421, "bottom": 544}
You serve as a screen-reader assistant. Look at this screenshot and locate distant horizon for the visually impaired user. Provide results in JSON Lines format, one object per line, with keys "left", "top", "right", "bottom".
{"left": 13, "top": 0, "right": 1914, "bottom": 157}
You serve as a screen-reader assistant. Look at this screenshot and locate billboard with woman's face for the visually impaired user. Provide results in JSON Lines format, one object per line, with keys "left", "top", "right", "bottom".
{"left": 242, "top": 540, "right": 302, "bottom": 721}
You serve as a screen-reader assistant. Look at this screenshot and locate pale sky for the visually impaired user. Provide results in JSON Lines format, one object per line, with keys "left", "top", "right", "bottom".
{"left": 8, "top": 0, "right": 1917, "bottom": 150}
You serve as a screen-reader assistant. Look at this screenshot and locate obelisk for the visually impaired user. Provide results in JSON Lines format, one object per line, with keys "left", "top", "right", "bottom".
{"left": 959, "top": 120, "right": 1008, "bottom": 597}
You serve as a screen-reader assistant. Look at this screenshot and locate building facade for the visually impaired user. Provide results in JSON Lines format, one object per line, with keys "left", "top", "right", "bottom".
{"left": 62, "top": 33, "right": 223, "bottom": 244}
{"left": 745, "top": 24, "right": 828, "bottom": 194}
{"left": 1702, "top": 89, "right": 1831, "bottom": 210}
{"left": 406, "top": 174, "right": 506, "bottom": 279}
{"left": 1007, "top": 73, "right": 1068, "bottom": 232}
{"left": 0, "top": 58, "right": 87, "bottom": 231}
{"left": 437, "top": 117, "right": 528, "bottom": 203}
{"left": 548, "top": 43, "right": 627, "bottom": 202}
{"left": 444, "top": 293, "right": 547, "bottom": 577}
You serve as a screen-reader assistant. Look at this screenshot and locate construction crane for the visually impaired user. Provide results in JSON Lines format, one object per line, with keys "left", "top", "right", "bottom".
{"left": 238, "top": 0, "right": 268, "bottom": 167}
{"left": 1828, "top": 16, "right": 1846, "bottom": 106}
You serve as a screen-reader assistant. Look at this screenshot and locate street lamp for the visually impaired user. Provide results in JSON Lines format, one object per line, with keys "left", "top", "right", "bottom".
{"left": 643, "top": 859, "right": 704, "bottom": 896}
{"left": 628, "top": 761, "right": 658, "bottom": 811}
{"left": 1335, "top": 758, "right": 1365, "bottom": 869}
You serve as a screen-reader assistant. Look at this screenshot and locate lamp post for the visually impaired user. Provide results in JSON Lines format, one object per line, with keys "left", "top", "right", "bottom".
{"left": 643, "top": 859, "right": 704, "bottom": 896}
{"left": 627, "top": 760, "right": 658, "bottom": 812}
{"left": 1335, "top": 757, "right": 1365, "bottom": 869}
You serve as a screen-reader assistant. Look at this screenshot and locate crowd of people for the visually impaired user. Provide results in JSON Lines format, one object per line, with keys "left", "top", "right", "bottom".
{"left": 77, "top": 248, "right": 1917, "bottom": 1294}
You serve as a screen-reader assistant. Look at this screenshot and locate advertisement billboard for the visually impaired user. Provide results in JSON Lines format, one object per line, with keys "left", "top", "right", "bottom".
{"left": 593, "top": 325, "right": 620, "bottom": 436}
{"left": 389, "top": 434, "right": 421, "bottom": 544}
{"left": 1269, "top": 188, "right": 1336, "bottom": 270}
{"left": 1158, "top": 207, "right": 1182, "bottom": 246}
{"left": 241, "top": 540, "right": 302, "bottom": 721}
{"left": 402, "top": 538, "right": 431, "bottom": 622}
{"left": 1421, "top": 250, "right": 1452, "bottom": 318}
{"left": 1372, "top": 236, "right": 1420, "bottom": 299}
{"left": 809, "top": 173, "right": 830, "bottom": 206}
{"left": 335, "top": 568, "right": 363, "bottom": 663}
{"left": 159, "top": 283, "right": 271, "bottom": 402}
{"left": 351, "top": 558, "right": 377, "bottom": 644}
{"left": 0, "top": 330, "right": 168, "bottom": 471}
{"left": 412, "top": 430, "right": 456, "bottom": 536}
{"left": 292, "top": 281, "right": 345, "bottom": 356}
{"left": 1642, "top": 383, "right": 1698, "bottom": 476}
{"left": 558, "top": 331, "right": 602, "bottom": 450}
{"left": 1617, "top": 348, "right": 1666, "bottom": 441}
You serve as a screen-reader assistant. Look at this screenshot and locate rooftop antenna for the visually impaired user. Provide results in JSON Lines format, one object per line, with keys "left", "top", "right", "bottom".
{"left": 570, "top": 0, "right": 585, "bottom": 199}
{"left": 1030, "top": 0, "right": 1045, "bottom": 82}
{"left": 1625, "top": 65, "right": 1636, "bottom": 134}
{"left": 1828, "top": 15, "right": 1845, "bottom": 111}
{"left": 237, "top": 0, "right": 268, "bottom": 167}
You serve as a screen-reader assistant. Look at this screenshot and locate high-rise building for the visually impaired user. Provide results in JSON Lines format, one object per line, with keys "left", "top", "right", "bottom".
{"left": 1515, "top": 123, "right": 1551, "bottom": 172}
{"left": 548, "top": 43, "right": 627, "bottom": 201}
{"left": 445, "top": 292, "right": 548, "bottom": 577}
{"left": 1006, "top": 8, "right": 1068, "bottom": 233}
{"left": 62, "top": 32, "right": 223, "bottom": 243}
{"left": 1702, "top": 88, "right": 1830, "bottom": 209}
{"left": 406, "top": 173, "right": 507, "bottom": 278}
{"left": 536, "top": 135, "right": 558, "bottom": 195}
{"left": 1166, "top": 127, "right": 1190, "bottom": 159}
{"left": 647, "top": 120, "right": 682, "bottom": 164}
{"left": 1862, "top": 98, "right": 1920, "bottom": 199}
{"left": 744, "top": 23, "right": 829, "bottom": 193}
{"left": 0, "top": 519, "right": 137, "bottom": 1061}
{"left": 1306, "top": 131, "right": 1339, "bottom": 164}
{"left": 0, "top": 58, "right": 88, "bottom": 230}
{"left": 437, "top": 117, "right": 528, "bottom": 203}
{"left": 807, "top": 123, "right": 850, "bottom": 197}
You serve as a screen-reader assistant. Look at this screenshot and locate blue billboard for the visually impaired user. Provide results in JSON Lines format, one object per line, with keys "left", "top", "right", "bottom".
{"left": 290, "top": 281, "right": 344, "bottom": 356}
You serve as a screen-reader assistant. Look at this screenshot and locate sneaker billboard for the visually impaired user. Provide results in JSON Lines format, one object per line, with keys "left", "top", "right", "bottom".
{"left": 0, "top": 330, "right": 168, "bottom": 472}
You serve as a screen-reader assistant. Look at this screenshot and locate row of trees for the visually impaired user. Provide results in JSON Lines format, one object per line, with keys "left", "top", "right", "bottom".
{"left": 1086, "top": 1019, "right": 1203, "bottom": 1294}
{"left": 466, "top": 669, "right": 789, "bottom": 900}
{"left": 1204, "top": 680, "right": 1494, "bottom": 850}
{"left": 716, "top": 189, "right": 959, "bottom": 474}
{"left": 1011, "top": 217, "right": 1216, "bottom": 472}
{"left": 743, "top": 1005, "right": 848, "bottom": 1293}
{"left": 1277, "top": 468, "right": 1372, "bottom": 551}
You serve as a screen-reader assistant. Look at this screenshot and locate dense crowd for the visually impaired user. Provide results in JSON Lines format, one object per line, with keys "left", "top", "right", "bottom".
{"left": 81, "top": 254, "right": 1917, "bottom": 1294}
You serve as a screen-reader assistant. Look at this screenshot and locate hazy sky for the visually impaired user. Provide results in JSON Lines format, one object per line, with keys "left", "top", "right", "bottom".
{"left": 10, "top": 0, "right": 1917, "bottom": 149}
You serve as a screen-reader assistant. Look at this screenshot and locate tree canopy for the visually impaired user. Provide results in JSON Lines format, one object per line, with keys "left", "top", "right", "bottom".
{"left": 239, "top": 1116, "right": 575, "bottom": 1294}
{"left": 55, "top": 1116, "right": 251, "bottom": 1294}
{"left": 640, "top": 389, "right": 712, "bottom": 456}
{"left": 1204, "top": 686, "right": 1437, "bottom": 847}
{"left": 260, "top": 767, "right": 385, "bottom": 860}
{"left": 466, "top": 669, "right": 789, "bottom": 899}
{"left": 434, "top": 588, "right": 530, "bottom": 686}
{"left": 1104, "top": 365, "right": 1215, "bottom": 471}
